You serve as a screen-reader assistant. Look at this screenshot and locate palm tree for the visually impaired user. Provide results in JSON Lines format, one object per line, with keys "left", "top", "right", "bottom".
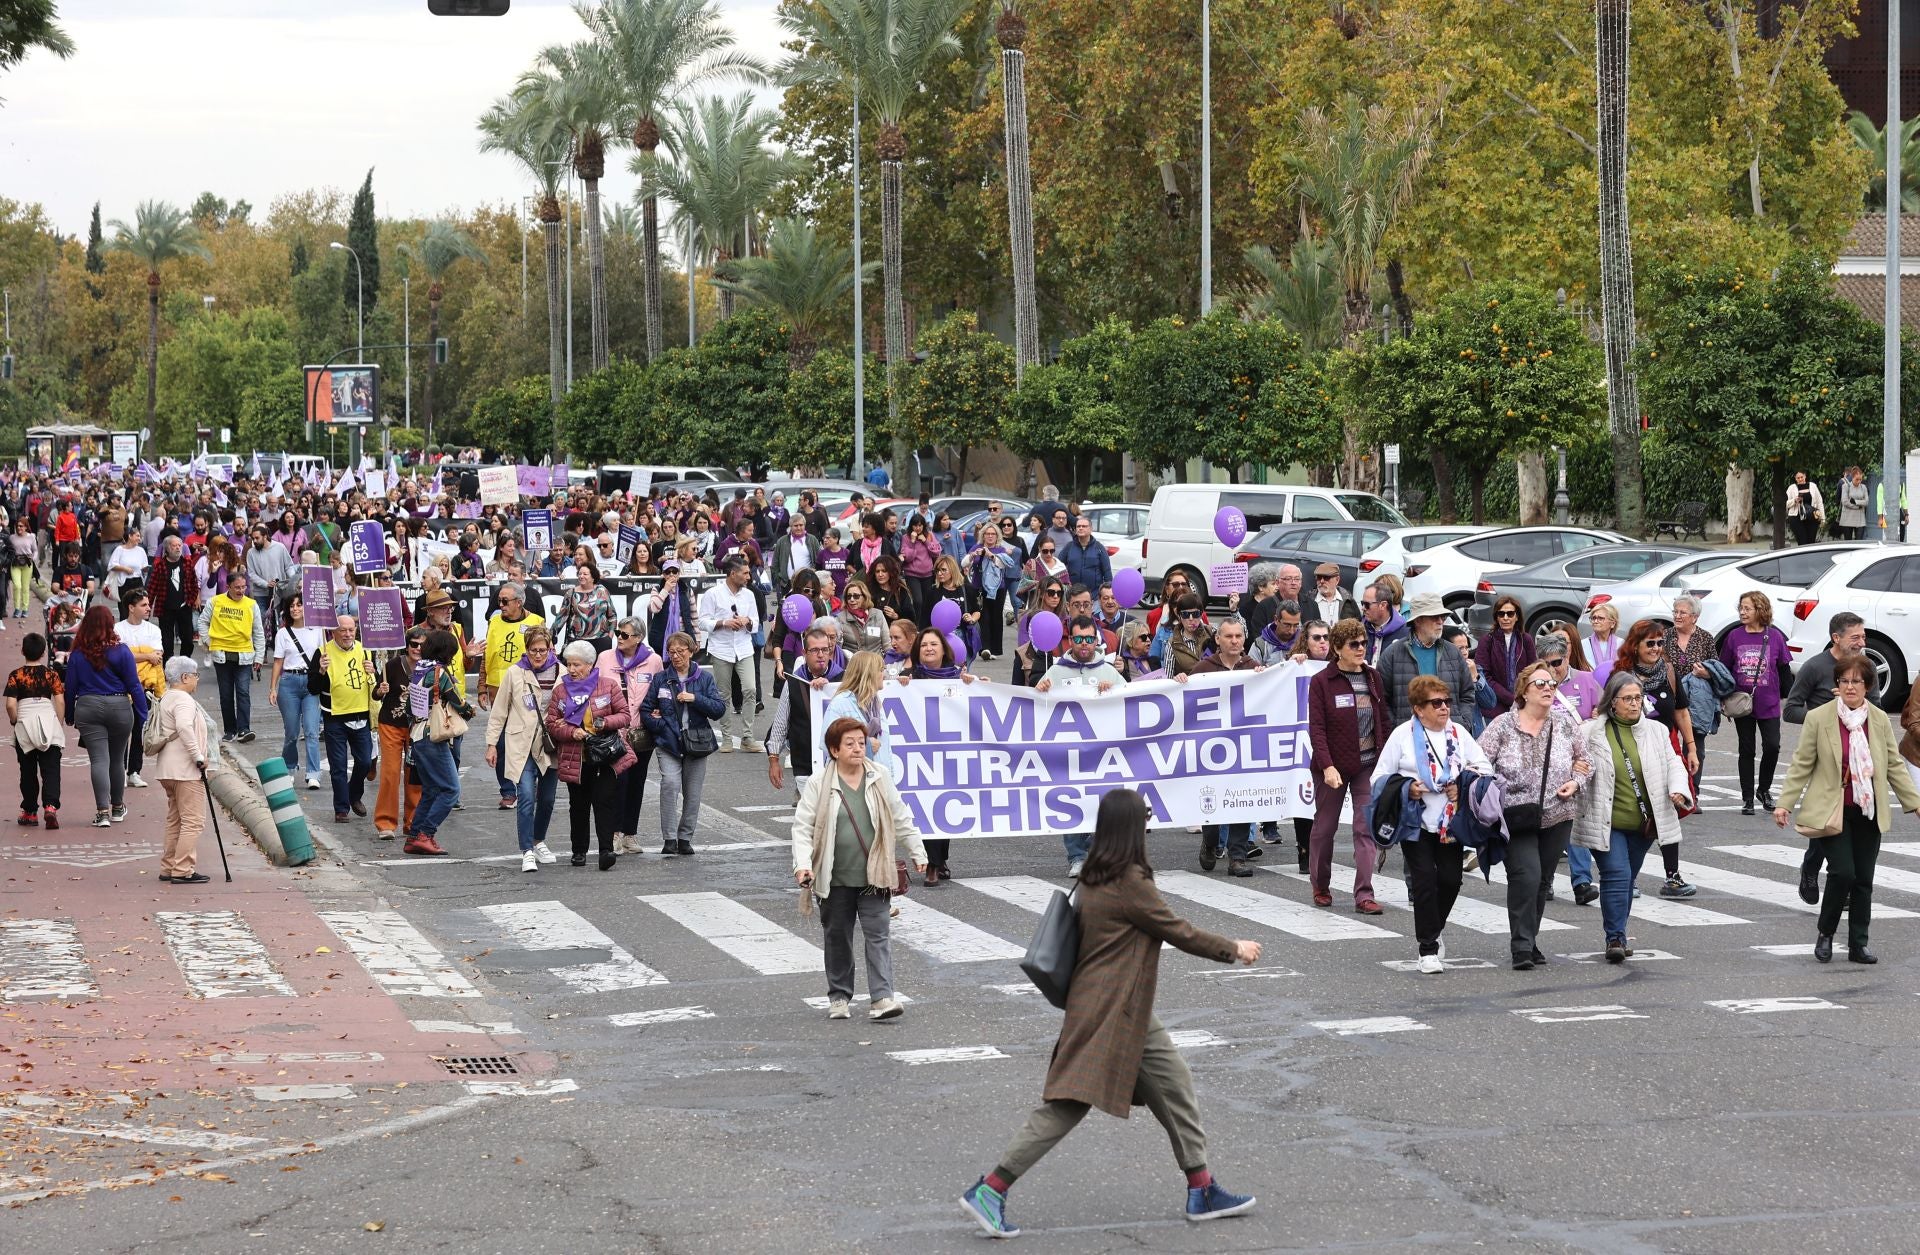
{"left": 517, "top": 39, "right": 621, "bottom": 373}
{"left": 781, "top": 0, "right": 971, "bottom": 497}
{"left": 1848, "top": 110, "right": 1920, "bottom": 214}
{"left": 604, "top": 202, "right": 643, "bottom": 242}
{"left": 399, "top": 221, "right": 487, "bottom": 447}
{"left": 1240, "top": 238, "right": 1343, "bottom": 353}
{"left": 0, "top": 0, "right": 75, "bottom": 90}
{"left": 106, "top": 201, "right": 209, "bottom": 438}
{"left": 478, "top": 90, "right": 570, "bottom": 425}
{"left": 712, "top": 216, "right": 877, "bottom": 368}
{"left": 996, "top": 2, "right": 1039, "bottom": 380}
{"left": 633, "top": 94, "right": 798, "bottom": 327}
{"left": 581, "top": 0, "right": 764, "bottom": 364}
{"left": 1595, "top": 0, "right": 1644, "bottom": 534}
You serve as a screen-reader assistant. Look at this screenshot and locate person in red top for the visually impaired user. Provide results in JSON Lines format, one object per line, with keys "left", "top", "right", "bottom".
{"left": 52, "top": 498, "right": 80, "bottom": 548}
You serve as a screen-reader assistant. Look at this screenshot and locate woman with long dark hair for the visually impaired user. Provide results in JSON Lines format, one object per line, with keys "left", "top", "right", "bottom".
{"left": 405, "top": 628, "right": 475, "bottom": 857}
{"left": 902, "top": 626, "right": 975, "bottom": 884}
{"left": 960, "top": 789, "right": 1263, "bottom": 1238}
{"left": 64, "top": 605, "right": 149, "bottom": 828}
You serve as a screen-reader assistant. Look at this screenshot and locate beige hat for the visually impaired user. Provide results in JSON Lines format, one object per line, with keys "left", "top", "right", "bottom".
{"left": 1405, "top": 591, "right": 1446, "bottom": 620}
{"left": 1313, "top": 562, "right": 1340, "bottom": 578}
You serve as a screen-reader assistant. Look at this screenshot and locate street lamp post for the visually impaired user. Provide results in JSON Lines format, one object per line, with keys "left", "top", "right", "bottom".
{"left": 329, "top": 242, "right": 364, "bottom": 363}
{"left": 1883, "top": 0, "right": 1903, "bottom": 541}
{"left": 852, "top": 82, "right": 865, "bottom": 477}
{"left": 1199, "top": 0, "right": 1211, "bottom": 317}
{"left": 403, "top": 275, "right": 412, "bottom": 439}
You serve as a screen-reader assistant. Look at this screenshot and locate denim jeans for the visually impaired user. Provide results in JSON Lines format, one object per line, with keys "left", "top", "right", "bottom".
{"left": 1063, "top": 831, "right": 1091, "bottom": 864}
{"left": 278, "top": 671, "right": 322, "bottom": 774}
{"left": 1565, "top": 842, "right": 1594, "bottom": 887}
{"left": 1596, "top": 826, "right": 1657, "bottom": 945}
{"left": 515, "top": 757, "right": 558, "bottom": 852}
{"left": 322, "top": 717, "right": 375, "bottom": 817}
{"left": 214, "top": 658, "right": 252, "bottom": 736}
{"left": 410, "top": 736, "right": 460, "bottom": 838}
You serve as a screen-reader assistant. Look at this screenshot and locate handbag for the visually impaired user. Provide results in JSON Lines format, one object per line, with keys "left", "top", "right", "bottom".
{"left": 1721, "top": 690, "right": 1754, "bottom": 719}
{"left": 679, "top": 716, "right": 719, "bottom": 757}
{"left": 840, "top": 775, "right": 909, "bottom": 896}
{"left": 583, "top": 727, "right": 626, "bottom": 767}
{"left": 1502, "top": 719, "right": 1554, "bottom": 840}
{"left": 1795, "top": 802, "right": 1844, "bottom": 838}
{"left": 1020, "top": 885, "right": 1080, "bottom": 1010}
{"left": 427, "top": 694, "right": 468, "bottom": 743}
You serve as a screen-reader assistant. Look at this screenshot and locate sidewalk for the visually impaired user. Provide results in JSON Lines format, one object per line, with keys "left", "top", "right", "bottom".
{"left": 0, "top": 626, "right": 548, "bottom": 1202}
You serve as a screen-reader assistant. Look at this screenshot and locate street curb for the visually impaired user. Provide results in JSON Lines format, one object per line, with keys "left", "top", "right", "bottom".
{"left": 210, "top": 743, "right": 292, "bottom": 866}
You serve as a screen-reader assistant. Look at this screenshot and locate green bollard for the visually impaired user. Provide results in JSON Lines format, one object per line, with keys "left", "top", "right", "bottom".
{"left": 255, "top": 755, "right": 316, "bottom": 866}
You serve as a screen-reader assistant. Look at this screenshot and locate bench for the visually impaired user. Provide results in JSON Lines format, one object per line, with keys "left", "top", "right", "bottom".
{"left": 1653, "top": 501, "right": 1708, "bottom": 542}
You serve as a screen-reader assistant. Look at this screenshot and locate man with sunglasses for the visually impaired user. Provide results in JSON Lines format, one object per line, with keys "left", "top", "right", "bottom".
{"left": 1378, "top": 593, "right": 1472, "bottom": 728}
{"left": 1035, "top": 614, "right": 1124, "bottom": 878}
{"left": 1310, "top": 563, "right": 1359, "bottom": 625}
{"left": 1359, "top": 580, "right": 1408, "bottom": 667}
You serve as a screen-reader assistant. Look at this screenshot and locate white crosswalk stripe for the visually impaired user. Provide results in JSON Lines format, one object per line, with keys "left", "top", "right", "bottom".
{"left": 475, "top": 901, "right": 667, "bottom": 992}
{"left": 887, "top": 898, "right": 1026, "bottom": 963}
{"left": 1707, "top": 996, "right": 1845, "bottom": 1014}
{"left": 155, "top": 911, "right": 296, "bottom": 999}
{"left": 1272, "top": 865, "right": 1575, "bottom": 934}
{"left": 1517, "top": 867, "right": 1749, "bottom": 927}
{"left": 1314, "top": 1015, "right": 1429, "bottom": 1036}
{"left": 319, "top": 910, "right": 482, "bottom": 999}
{"left": 1660, "top": 862, "right": 1918, "bottom": 918}
{"left": 0, "top": 919, "right": 96, "bottom": 1002}
{"left": 1156, "top": 870, "right": 1398, "bottom": 941}
{"left": 1717, "top": 843, "right": 1920, "bottom": 898}
{"left": 637, "top": 891, "right": 820, "bottom": 975}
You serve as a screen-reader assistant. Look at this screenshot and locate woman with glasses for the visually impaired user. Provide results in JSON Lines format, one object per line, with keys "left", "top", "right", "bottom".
{"left": 1022, "top": 539, "right": 1068, "bottom": 601}
{"left": 1147, "top": 571, "right": 1199, "bottom": 668}
{"left": 1477, "top": 661, "right": 1591, "bottom": 969}
{"left": 488, "top": 624, "right": 563, "bottom": 870}
{"left": 927, "top": 555, "right": 980, "bottom": 663}
{"left": 1474, "top": 596, "right": 1536, "bottom": 710}
{"left": 1168, "top": 594, "right": 1215, "bottom": 678}
{"left": 1371, "top": 674, "right": 1494, "bottom": 973}
{"left": 1308, "top": 619, "right": 1388, "bottom": 906}
{"left": 904, "top": 626, "right": 977, "bottom": 883}
{"left": 963, "top": 523, "right": 1022, "bottom": 661}
{"left": 1296, "top": 620, "right": 1332, "bottom": 663}
{"left": 1014, "top": 581, "right": 1067, "bottom": 688}
{"left": 1441, "top": 624, "right": 1496, "bottom": 736}
{"left": 1774, "top": 654, "right": 1919, "bottom": 964}
{"left": 1584, "top": 603, "right": 1624, "bottom": 675}
{"left": 374, "top": 628, "right": 427, "bottom": 839}
{"left": 1721, "top": 590, "right": 1792, "bottom": 816}
{"left": 1118, "top": 621, "right": 1159, "bottom": 682}
{"left": 1537, "top": 634, "right": 1600, "bottom": 718}
{"left": 559, "top": 560, "right": 616, "bottom": 656}
{"left": 836, "top": 578, "right": 888, "bottom": 654}
{"left": 1573, "top": 671, "right": 1695, "bottom": 962}
{"left": 1609, "top": 619, "right": 1699, "bottom": 897}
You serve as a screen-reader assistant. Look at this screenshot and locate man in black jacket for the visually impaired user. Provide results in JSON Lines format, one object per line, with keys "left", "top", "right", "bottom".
{"left": 765, "top": 625, "right": 845, "bottom": 798}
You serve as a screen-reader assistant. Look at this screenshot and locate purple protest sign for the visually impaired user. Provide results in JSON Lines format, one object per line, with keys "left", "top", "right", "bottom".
{"left": 357, "top": 586, "right": 406, "bottom": 649}
{"left": 348, "top": 519, "right": 387, "bottom": 574}
{"left": 301, "top": 566, "right": 337, "bottom": 627}
{"left": 553, "top": 464, "right": 570, "bottom": 493}
{"left": 455, "top": 500, "right": 483, "bottom": 519}
{"left": 517, "top": 464, "right": 552, "bottom": 498}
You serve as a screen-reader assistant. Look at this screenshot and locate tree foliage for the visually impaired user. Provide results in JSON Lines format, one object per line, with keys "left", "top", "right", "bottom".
{"left": 777, "top": 347, "right": 889, "bottom": 474}
{"left": 626, "top": 305, "right": 792, "bottom": 469}
{"left": 468, "top": 375, "right": 556, "bottom": 462}
{"left": 237, "top": 365, "right": 307, "bottom": 455}
{"left": 899, "top": 311, "right": 1013, "bottom": 486}
{"left": 343, "top": 169, "right": 380, "bottom": 315}
{"left": 1002, "top": 316, "right": 1133, "bottom": 494}
{"left": 152, "top": 307, "right": 295, "bottom": 455}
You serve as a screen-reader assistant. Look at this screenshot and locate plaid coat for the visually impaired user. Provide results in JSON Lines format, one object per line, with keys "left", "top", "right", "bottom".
{"left": 1043, "top": 866, "right": 1236, "bottom": 1117}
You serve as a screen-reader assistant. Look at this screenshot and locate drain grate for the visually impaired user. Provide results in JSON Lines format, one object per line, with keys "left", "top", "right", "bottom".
{"left": 435, "top": 1054, "right": 520, "bottom": 1076}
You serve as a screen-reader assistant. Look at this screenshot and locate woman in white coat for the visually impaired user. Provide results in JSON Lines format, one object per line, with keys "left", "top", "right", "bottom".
{"left": 1573, "top": 670, "right": 1694, "bottom": 964}
{"left": 791, "top": 715, "right": 928, "bottom": 1023}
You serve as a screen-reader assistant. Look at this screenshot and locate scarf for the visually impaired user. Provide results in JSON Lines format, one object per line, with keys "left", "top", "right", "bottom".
{"left": 912, "top": 663, "right": 963, "bottom": 679}
{"left": 613, "top": 639, "right": 655, "bottom": 669}
{"left": 1366, "top": 610, "right": 1406, "bottom": 659}
{"left": 556, "top": 673, "right": 599, "bottom": 726}
{"left": 1412, "top": 719, "right": 1463, "bottom": 835}
{"left": 1838, "top": 699, "right": 1876, "bottom": 820}
{"left": 859, "top": 537, "right": 883, "bottom": 569}
{"left": 515, "top": 653, "right": 560, "bottom": 680}
{"left": 1590, "top": 633, "right": 1621, "bottom": 675}
{"left": 1258, "top": 623, "right": 1296, "bottom": 655}
{"left": 882, "top": 647, "right": 907, "bottom": 666}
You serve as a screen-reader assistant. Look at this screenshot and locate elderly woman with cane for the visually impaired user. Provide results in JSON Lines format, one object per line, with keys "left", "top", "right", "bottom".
{"left": 151, "top": 655, "right": 212, "bottom": 884}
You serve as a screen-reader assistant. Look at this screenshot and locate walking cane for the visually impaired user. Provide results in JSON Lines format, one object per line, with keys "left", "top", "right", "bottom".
{"left": 199, "top": 764, "right": 234, "bottom": 883}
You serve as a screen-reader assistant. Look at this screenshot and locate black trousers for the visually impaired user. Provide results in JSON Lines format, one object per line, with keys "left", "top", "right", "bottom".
{"left": 568, "top": 760, "right": 618, "bottom": 857}
{"left": 1401, "top": 834, "right": 1465, "bottom": 956}
{"left": 1505, "top": 821, "right": 1570, "bottom": 959}
{"left": 611, "top": 746, "right": 653, "bottom": 834}
{"left": 159, "top": 604, "right": 195, "bottom": 659}
{"left": 16, "top": 745, "right": 59, "bottom": 813}
{"left": 1819, "top": 805, "right": 1880, "bottom": 949}
{"left": 1735, "top": 715, "right": 1782, "bottom": 802}
{"left": 980, "top": 591, "right": 1007, "bottom": 655}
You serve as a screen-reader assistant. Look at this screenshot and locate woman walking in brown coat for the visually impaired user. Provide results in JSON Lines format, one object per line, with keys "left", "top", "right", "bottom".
{"left": 960, "top": 789, "right": 1263, "bottom": 1238}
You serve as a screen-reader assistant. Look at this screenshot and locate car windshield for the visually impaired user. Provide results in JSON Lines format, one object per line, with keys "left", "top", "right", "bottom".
{"left": 1336, "top": 494, "right": 1409, "bottom": 526}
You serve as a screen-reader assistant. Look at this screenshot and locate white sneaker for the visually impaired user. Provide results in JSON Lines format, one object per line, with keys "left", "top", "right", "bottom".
{"left": 868, "top": 996, "right": 904, "bottom": 1021}
{"left": 521, "top": 851, "right": 538, "bottom": 873}
{"left": 741, "top": 738, "right": 764, "bottom": 754}
{"left": 1438, "top": 937, "right": 1447, "bottom": 960}
{"left": 127, "top": 772, "right": 148, "bottom": 788}
{"left": 306, "top": 774, "right": 321, "bottom": 790}
{"left": 719, "top": 740, "right": 736, "bottom": 753}
{"left": 1417, "top": 954, "right": 1444, "bottom": 974}
{"left": 827, "top": 998, "right": 851, "bottom": 1020}
{"left": 1067, "top": 860, "right": 1084, "bottom": 879}
{"left": 533, "top": 841, "right": 557, "bottom": 865}
{"left": 1462, "top": 847, "right": 1479, "bottom": 873}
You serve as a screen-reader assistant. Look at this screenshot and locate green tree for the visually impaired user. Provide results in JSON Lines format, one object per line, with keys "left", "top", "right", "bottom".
{"left": 1847, "top": 111, "right": 1920, "bottom": 213}
{"left": 83, "top": 200, "right": 103, "bottom": 275}
{"left": 1349, "top": 280, "right": 1602, "bottom": 523}
{"left": 1240, "top": 237, "right": 1343, "bottom": 353}
{"left": 106, "top": 200, "right": 211, "bottom": 437}
{"left": 468, "top": 375, "right": 556, "bottom": 462}
{"left": 899, "top": 311, "right": 1013, "bottom": 488}
{"left": 557, "top": 357, "right": 652, "bottom": 464}
{"left": 777, "top": 346, "right": 889, "bottom": 474}
{"left": 780, "top": 0, "right": 972, "bottom": 497}
{"left": 710, "top": 215, "right": 873, "bottom": 367}
{"left": 237, "top": 365, "right": 307, "bottom": 454}
{"left": 1002, "top": 316, "right": 1133, "bottom": 496}
{"left": 0, "top": 0, "right": 72, "bottom": 84}
{"left": 342, "top": 170, "right": 380, "bottom": 317}
{"left": 153, "top": 307, "right": 298, "bottom": 454}
{"left": 398, "top": 220, "right": 487, "bottom": 446}
{"left": 639, "top": 305, "right": 792, "bottom": 470}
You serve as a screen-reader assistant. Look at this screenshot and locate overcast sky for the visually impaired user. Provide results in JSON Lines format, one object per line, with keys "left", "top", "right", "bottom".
{"left": 2, "top": 0, "right": 787, "bottom": 237}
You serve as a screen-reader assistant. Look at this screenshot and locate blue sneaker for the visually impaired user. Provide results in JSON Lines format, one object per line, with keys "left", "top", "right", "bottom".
{"left": 961, "top": 1178, "right": 1019, "bottom": 1238}
{"left": 1186, "top": 1180, "right": 1255, "bottom": 1222}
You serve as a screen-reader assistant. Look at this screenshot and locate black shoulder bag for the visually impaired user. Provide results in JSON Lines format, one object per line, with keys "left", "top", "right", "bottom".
{"left": 1503, "top": 719, "right": 1554, "bottom": 841}
{"left": 1021, "top": 883, "right": 1079, "bottom": 1010}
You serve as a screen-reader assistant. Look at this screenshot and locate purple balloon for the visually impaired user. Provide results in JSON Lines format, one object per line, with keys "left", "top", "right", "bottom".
{"left": 781, "top": 593, "right": 813, "bottom": 633}
{"left": 1213, "top": 506, "right": 1248, "bottom": 548}
{"left": 929, "top": 597, "right": 962, "bottom": 634}
{"left": 946, "top": 631, "right": 969, "bottom": 665}
{"left": 1028, "top": 610, "right": 1064, "bottom": 653}
{"left": 1112, "top": 567, "right": 1145, "bottom": 608}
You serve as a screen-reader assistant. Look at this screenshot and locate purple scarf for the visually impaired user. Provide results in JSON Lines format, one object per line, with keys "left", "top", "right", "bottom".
{"left": 883, "top": 647, "right": 908, "bottom": 667}
{"left": 556, "top": 673, "right": 598, "bottom": 725}
{"left": 912, "top": 663, "right": 963, "bottom": 679}
{"left": 614, "top": 640, "right": 655, "bottom": 669}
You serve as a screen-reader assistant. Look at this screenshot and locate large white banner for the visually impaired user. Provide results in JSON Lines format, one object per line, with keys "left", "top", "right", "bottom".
{"left": 814, "top": 662, "right": 1327, "bottom": 839}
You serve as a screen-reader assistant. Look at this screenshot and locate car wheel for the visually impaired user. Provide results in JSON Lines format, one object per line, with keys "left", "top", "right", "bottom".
{"left": 1865, "top": 633, "right": 1907, "bottom": 711}
{"left": 1527, "top": 609, "right": 1577, "bottom": 646}
{"left": 1441, "top": 594, "right": 1475, "bottom": 633}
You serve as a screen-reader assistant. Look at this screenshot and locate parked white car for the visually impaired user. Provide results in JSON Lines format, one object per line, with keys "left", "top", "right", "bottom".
{"left": 1083, "top": 503, "right": 1149, "bottom": 574}
{"left": 1777, "top": 544, "right": 1920, "bottom": 706}
{"left": 1604, "top": 542, "right": 1867, "bottom": 647}
{"left": 1143, "top": 483, "right": 1406, "bottom": 600}
{"left": 1398, "top": 526, "right": 1632, "bottom": 618}
{"left": 1357, "top": 525, "right": 1493, "bottom": 582}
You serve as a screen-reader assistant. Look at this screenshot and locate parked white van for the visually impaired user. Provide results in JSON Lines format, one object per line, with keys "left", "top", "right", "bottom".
{"left": 597, "top": 464, "right": 732, "bottom": 495}
{"left": 1143, "top": 483, "right": 1407, "bottom": 600}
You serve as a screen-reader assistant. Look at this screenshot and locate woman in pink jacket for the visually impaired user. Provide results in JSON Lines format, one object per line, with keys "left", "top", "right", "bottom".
{"left": 899, "top": 515, "right": 943, "bottom": 619}
{"left": 597, "top": 615, "right": 663, "bottom": 856}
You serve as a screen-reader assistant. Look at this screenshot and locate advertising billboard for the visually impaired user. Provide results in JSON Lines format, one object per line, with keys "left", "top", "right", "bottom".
{"left": 305, "top": 364, "right": 380, "bottom": 425}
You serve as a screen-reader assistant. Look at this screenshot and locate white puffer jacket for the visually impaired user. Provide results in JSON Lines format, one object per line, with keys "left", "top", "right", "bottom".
{"left": 1571, "top": 716, "right": 1691, "bottom": 852}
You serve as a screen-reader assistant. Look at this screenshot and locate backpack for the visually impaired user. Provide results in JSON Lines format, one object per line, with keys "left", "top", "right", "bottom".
{"left": 141, "top": 697, "right": 171, "bottom": 755}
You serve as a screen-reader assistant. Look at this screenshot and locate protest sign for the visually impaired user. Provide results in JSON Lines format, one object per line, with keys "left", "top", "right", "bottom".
{"left": 301, "top": 566, "right": 337, "bottom": 627}
{"left": 1208, "top": 562, "right": 1249, "bottom": 595}
{"left": 522, "top": 507, "right": 553, "bottom": 553}
{"left": 358, "top": 587, "right": 407, "bottom": 649}
{"left": 478, "top": 465, "right": 517, "bottom": 505}
{"left": 348, "top": 520, "right": 387, "bottom": 574}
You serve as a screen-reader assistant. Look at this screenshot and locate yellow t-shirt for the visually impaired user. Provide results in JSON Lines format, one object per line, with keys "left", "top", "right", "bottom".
{"left": 484, "top": 611, "right": 544, "bottom": 690}
{"left": 323, "top": 641, "right": 375, "bottom": 717}
{"left": 206, "top": 593, "right": 258, "bottom": 655}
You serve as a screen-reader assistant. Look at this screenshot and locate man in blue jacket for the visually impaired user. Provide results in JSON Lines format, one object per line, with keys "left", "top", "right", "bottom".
{"left": 1060, "top": 514, "right": 1111, "bottom": 590}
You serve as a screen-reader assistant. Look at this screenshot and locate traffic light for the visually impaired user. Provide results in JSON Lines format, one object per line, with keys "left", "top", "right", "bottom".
{"left": 434, "top": 338, "right": 449, "bottom": 365}
{"left": 0, "top": 354, "right": 12, "bottom": 381}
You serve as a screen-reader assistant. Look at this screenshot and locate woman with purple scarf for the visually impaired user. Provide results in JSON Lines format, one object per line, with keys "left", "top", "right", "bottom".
{"left": 899, "top": 625, "right": 977, "bottom": 886}
{"left": 543, "top": 639, "right": 638, "bottom": 870}
{"left": 597, "top": 616, "right": 663, "bottom": 855}
{"left": 648, "top": 564, "right": 694, "bottom": 655}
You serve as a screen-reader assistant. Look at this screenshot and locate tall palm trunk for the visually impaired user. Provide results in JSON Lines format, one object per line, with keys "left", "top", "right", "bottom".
{"left": 714, "top": 247, "right": 734, "bottom": 320}
{"left": 578, "top": 132, "right": 610, "bottom": 372}
{"left": 635, "top": 116, "right": 664, "bottom": 363}
{"left": 999, "top": 8, "right": 1039, "bottom": 380}
{"left": 878, "top": 122, "right": 915, "bottom": 496}
{"left": 143, "top": 271, "right": 160, "bottom": 431}
{"left": 1596, "top": 0, "right": 1646, "bottom": 534}
{"left": 425, "top": 285, "right": 442, "bottom": 445}
{"left": 541, "top": 198, "right": 565, "bottom": 417}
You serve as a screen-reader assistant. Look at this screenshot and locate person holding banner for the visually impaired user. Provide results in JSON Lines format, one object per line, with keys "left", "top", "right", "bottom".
{"left": 597, "top": 616, "right": 662, "bottom": 856}
{"left": 1035, "top": 614, "right": 1125, "bottom": 878}
{"left": 204, "top": 571, "right": 265, "bottom": 744}
{"left": 1183, "top": 616, "right": 1265, "bottom": 877}
{"left": 640, "top": 632, "right": 725, "bottom": 856}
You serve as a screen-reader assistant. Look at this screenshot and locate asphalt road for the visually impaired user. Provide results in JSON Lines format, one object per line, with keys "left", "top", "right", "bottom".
{"left": 9, "top": 658, "right": 1920, "bottom": 1254}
